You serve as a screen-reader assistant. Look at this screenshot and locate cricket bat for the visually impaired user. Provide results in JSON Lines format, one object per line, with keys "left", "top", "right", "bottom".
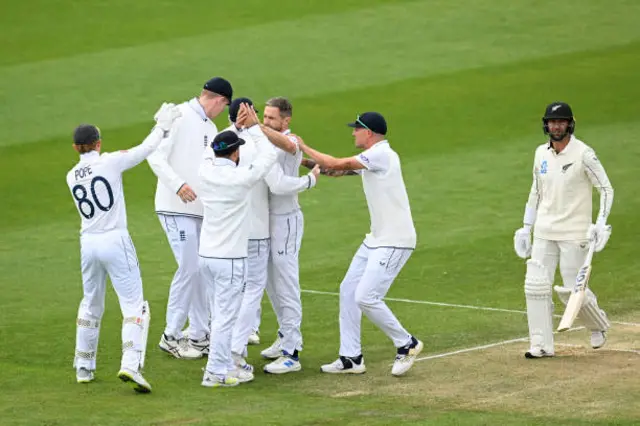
{"left": 557, "top": 240, "right": 596, "bottom": 332}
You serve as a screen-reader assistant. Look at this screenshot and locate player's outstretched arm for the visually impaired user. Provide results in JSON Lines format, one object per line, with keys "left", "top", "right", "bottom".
{"left": 265, "top": 162, "right": 319, "bottom": 195}
{"left": 298, "top": 142, "right": 364, "bottom": 172}
{"left": 259, "top": 124, "right": 298, "bottom": 154}
{"left": 301, "top": 158, "right": 358, "bottom": 177}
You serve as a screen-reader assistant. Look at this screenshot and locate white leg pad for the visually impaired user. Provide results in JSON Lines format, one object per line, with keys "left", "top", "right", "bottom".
{"left": 554, "top": 286, "right": 610, "bottom": 332}
{"left": 525, "top": 260, "right": 554, "bottom": 353}
{"left": 74, "top": 317, "right": 101, "bottom": 370}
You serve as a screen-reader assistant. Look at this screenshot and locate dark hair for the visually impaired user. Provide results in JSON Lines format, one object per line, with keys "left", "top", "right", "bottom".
{"left": 265, "top": 97, "right": 293, "bottom": 118}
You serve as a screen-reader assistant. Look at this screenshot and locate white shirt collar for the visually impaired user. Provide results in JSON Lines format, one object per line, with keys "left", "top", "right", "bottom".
{"left": 188, "top": 98, "right": 208, "bottom": 121}
{"left": 80, "top": 151, "right": 100, "bottom": 159}
{"left": 214, "top": 157, "right": 237, "bottom": 167}
{"left": 282, "top": 129, "right": 291, "bottom": 135}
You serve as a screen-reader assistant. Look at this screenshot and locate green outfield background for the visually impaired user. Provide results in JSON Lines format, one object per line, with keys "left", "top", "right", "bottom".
{"left": 1, "top": 1, "right": 639, "bottom": 425}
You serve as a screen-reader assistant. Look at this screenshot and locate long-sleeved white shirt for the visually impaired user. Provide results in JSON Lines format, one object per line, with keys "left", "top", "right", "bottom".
{"left": 198, "top": 126, "right": 278, "bottom": 258}
{"left": 354, "top": 140, "right": 417, "bottom": 249}
{"left": 215, "top": 124, "right": 316, "bottom": 239}
{"left": 526, "top": 135, "right": 614, "bottom": 240}
{"left": 147, "top": 98, "right": 218, "bottom": 218}
{"left": 268, "top": 129, "right": 306, "bottom": 215}
{"left": 67, "top": 127, "right": 166, "bottom": 235}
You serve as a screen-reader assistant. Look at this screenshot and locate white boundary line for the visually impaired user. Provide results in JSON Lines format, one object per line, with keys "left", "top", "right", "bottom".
{"left": 301, "top": 289, "right": 640, "bottom": 326}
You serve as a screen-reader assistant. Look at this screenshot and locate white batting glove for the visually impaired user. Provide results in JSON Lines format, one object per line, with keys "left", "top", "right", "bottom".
{"left": 513, "top": 227, "right": 532, "bottom": 259}
{"left": 154, "top": 103, "right": 181, "bottom": 131}
{"left": 587, "top": 223, "right": 612, "bottom": 252}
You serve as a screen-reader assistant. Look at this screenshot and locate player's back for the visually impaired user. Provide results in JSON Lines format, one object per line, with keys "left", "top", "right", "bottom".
{"left": 66, "top": 151, "right": 128, "bottom": 235}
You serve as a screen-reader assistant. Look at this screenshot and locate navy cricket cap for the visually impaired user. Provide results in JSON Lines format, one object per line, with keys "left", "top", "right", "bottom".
{"left": 212, "top": 130, "right": 245, "bottom": 155}
{"left": 347, "top": 112, "right": 387, "bottom": 135}
{"left": 73, "top": 124, "right": 101, "bottom": 145}
{"left": 203, "top": 77, "right": 233, "bottom": 103}
{"left": 229, "top": 97, "right": 258, "bottom": 123}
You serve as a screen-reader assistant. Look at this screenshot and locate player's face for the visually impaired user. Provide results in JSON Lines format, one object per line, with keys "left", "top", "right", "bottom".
{"left": 352, "top": 127, "right": 369, "bottom": 148}
{"left": 547, "top": 119, "right": 569, "bottom": 141}
{"left": 263, "top": 106, "right": 285, "bottom": 131}
{"left": 204, "top": 96, "right": 229, "bottom": 119}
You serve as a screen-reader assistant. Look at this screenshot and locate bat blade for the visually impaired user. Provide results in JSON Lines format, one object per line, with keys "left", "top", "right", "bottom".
{"left": 557, "top": 264, "right": 592, "bottom": 332}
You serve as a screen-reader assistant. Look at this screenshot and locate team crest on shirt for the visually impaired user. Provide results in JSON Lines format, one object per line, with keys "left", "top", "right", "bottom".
{"left": 359, "top": 154, "right": 370, "bottom": 163}
{"left": 540, "top": 160, "right": 548, "bottom": 174}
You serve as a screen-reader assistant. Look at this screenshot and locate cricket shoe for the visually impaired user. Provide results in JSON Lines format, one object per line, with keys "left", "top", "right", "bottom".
{"left": 201, "top": 370, "right": 240, "bottom": 388}
{"left": 524, "top": 347, "right": 555, "bottom": 359}
{"left": 159, "top": 333, "right": 203, "bottom": 359}
{"left": 232, "top": 353, "right": 254, "bottom": 374}
{"left": 591, "top": 331, "right": 607, "bottom": 349}
{"left": 248, "top": 330, "right": 260, "bottom": 345}
{"left": 189, "top": 334, "right": 210, "bottom": 356}
{"left": 391, "top": 337, "right": 424, "bottom": 376}
{"left": 264, "top": 353, "right": 302, "bottom": 374}
{"left": 260, "top": 333, "right": 283, "bottom": 359}
{"left": 118, "top": 368, "right": 152, "bottom": 393}
{"left": 321, "top": 355, "right": 366, "bottom": 374}
{"left": 228, "top": 367, "right": 254, "bottom": 383}
{"left": 76, "top": 367, "right": 95, "bottom": 383}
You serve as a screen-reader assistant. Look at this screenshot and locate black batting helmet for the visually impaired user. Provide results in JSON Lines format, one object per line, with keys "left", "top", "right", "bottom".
{"left": 542, "top": 102, "right": 575, "bottom": 138}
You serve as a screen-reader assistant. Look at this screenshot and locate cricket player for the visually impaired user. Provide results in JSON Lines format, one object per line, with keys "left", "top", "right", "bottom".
{"left": 514, "top": 102, "right": 614, "bottom": 358}
{"left": 217, "top": 98, "right": 320, "bottom": 370}
{"left": 147, "top": 77, "right": 233, "bottom": 359}
{"left": 299, "top": 112, "right": 423, "bottom": 376}
{"left": 68, "top": 103, "right": 181, "bottom": 392}
{"left": 257, "top": 97, "right": 317, "bottom": 374}
{"left": 199, "top": 104, "right": 298, "bottom": 387}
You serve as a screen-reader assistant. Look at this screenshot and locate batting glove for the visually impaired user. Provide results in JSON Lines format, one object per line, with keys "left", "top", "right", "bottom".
{"left": 513, "top": 226, "right": 532, "bottom": 259}
{"left": 154, "top": 103, "right": 181, "bottom": 132}
{"left": 587, "top": 223, "right": 612, "bottom": 252}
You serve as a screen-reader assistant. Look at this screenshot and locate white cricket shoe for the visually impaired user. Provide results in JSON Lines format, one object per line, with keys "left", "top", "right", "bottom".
{"left": 118, "top": 368, "right": 152, "bottom": 393}
{"left": 76, "top": 367, "right": 95, "bottom": 383}
{"left": 201, "top": 370, "right": 240, "bottom": 388}
{"left": 248, "top": 331, "right": 260, "bottom": 345}
{"left": 228, "top": 367, "right": 254, "bottom": 383}
{"left": 261, "top": 334, "right": 282, "bottom": 359}
{"left": 159, "top": 333, "right": 203, "bottom": 359}
{"left": 524, "top": 347, "right": 555, "bottom": 359}
{"left": 264, "top": 355, "right": 302, "bottom": 374}
{"left": 591, "top": 331, "right": 607, "bottom": 349}
{"left": 321, "top": 356, "right": 366, "bottom": 374}
{"left": 391, "top": 338, "right": 424, "bottom": 376}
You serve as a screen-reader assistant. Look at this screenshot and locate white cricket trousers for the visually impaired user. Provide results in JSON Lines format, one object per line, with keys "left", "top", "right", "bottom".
{"left": 268, "top": 210, "right": 304, "bottom": 354}
{"left": 339, "top": 244, "right": 413, "bottom": 357}
{"left": 231, "top": 239, "right": 269, "bottom": 356}
{"left": 530, "top": 237, "right": 605, "bottom": 331}
{"left": 74, "top": 229, "right": 146, "bottom": 372}
{"left": 201, "top": 257, "right": 247, "bottom": 376}
{"left": 158, "top": 214, "right": 209, "bottom": 340}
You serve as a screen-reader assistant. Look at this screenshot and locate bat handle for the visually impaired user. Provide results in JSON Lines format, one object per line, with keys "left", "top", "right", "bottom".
{"left": 583, "top": 239, "right": 597, "bottom": 265}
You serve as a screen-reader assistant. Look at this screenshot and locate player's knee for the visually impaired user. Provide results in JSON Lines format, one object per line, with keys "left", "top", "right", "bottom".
{"left": 354, "top": 289, "right": 376, "bottom": 310}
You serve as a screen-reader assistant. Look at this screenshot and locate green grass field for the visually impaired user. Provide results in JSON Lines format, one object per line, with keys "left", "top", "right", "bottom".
{"left": 1, "top": 1, "right": 639, "bottom": 425}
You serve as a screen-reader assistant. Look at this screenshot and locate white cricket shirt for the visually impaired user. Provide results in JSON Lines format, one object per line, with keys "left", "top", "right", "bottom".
{"left": 67, "top": 127, "right": 166, "bottom": 235}
{"left": 354, "top": 140, "right": 416, "bottom": 249}
{"left": 527, "top": 135, "right": 614, "bottom": 240}
{"left": 268, "top": 129, "right": 305, "bottom": 215}
{"left": 198, "top": 126, "right": 278, "bottom": 258}
{"left": 147, "top": 98, "right": 218, "bottom": 218}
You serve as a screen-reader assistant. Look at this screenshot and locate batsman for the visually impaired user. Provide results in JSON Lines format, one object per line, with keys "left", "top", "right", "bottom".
{"left": 513, "top": 102, "right": 614, "bottom": 358}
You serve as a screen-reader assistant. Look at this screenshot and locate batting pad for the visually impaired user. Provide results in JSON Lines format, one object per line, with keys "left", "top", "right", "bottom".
{"left": 554, "top": 286, "right": 610, "bottom": 332}
{"left": 74, "top": 316, "right": 101, "bottom": 370}
{"left": 525, "top": 260, "right": 554, "bottom": 351}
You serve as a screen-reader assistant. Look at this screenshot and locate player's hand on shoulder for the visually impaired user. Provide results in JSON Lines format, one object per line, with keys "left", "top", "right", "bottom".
{"left": 587, "top": 222, "right": 612, "bottom": 252}
{"left": 513, "top": 227, "right": 532, "bottom": 259}
{"left": 154, "top": 103, "right": 182, "bottom": 131}
{"left": 177, "top": 183, "right": 197, "bottom": 203}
